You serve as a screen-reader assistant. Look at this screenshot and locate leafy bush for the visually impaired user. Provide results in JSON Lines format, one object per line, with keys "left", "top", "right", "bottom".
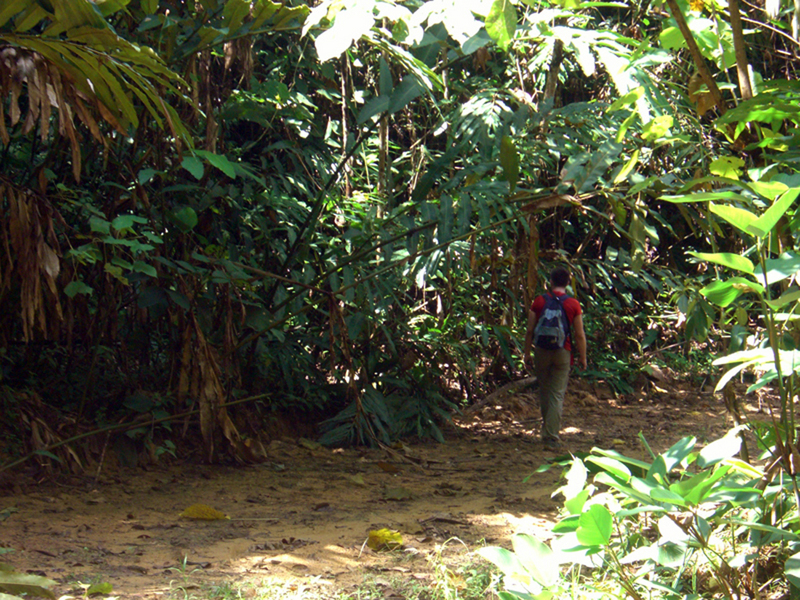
{"left": 480, "top": 431, "right": 800, "bottom": 599}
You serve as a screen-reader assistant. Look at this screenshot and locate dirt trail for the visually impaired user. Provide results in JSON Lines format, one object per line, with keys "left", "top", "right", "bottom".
{"left": 0, "top": 380, "right": 737, "bottom": 599}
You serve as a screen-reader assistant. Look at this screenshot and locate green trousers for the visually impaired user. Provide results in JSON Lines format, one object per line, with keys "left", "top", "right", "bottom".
{"left": 533, "top": 347, "right": 571, "bottom": 443}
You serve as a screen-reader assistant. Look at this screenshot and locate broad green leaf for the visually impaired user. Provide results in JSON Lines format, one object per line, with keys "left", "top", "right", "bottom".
{"left": 713, "top": 347, "right": 773, "bottom": 365}
{"left": 786, "top": 551, "right": 800, "bottom": 591}
{"left": 182, "top": 156, "right": 204, "bottom": 180}
{"left": 709, "top": 203, "right": 758, "bottom": 234}
{"left": 388, "top": 76, "right": 423, "bottom": 114}
{"left": 688, "top": 251, "right": 754, "bottom": 274}
{"left": 0, "top": 570, "right": 57, "bottom": 599}
{"left": 499, "top": 135, "right": 519, "bottom": 192}
{"left": 486, "top": 0, "right": 516, "bottom": 51}
{"left": 714, "top": 360, "right": 759, "bottom": 393}
{"left": 754, "top": 251, "right": 800, "bottom": 285}
{"left": 314, "top": 7, "right": 373, "bottom": 62}
{"left": 196, "top": 150, "right": 236, "bottom": 178}
{"left": 476, "top": 546, "right": 528, "bottom": 579}
{"left": 132, "top": 261, "right": 157, "bottom": 277}
{"left": 564, "top": 489, "right": 590, "bottom": 515}
{"left": 749, "top": 180, "right": 788, "bottom": 200}
{"left": 641, "top": 115, "right": 673, "bottom": 141}
{"left": 90, "top": 217, "right": 111, "bottom": 235}
{"left": 65, "top": 281, "right": 93, "bottom": 297}
{"left": 138, "top": 168, "right": 158, "bottom": 184}
{"left": 649, "top": 487, "right": 688, "bottom": 507}
{"left": 586, "top": 455, "right": 630, "bottom": 480}
{"left": 656, "top": 542, "right": 690, "bottom": 567}
{"left": 661, "top": 436, "right": 696, "bottom": 471}
{"left": 171, "top": 207, "right": 198, "bottom": 233}
{"left": 699, "top": 277, "right": 763, "bottom": 307}
{"left": 709, "top": 156, "right": 744, "bottom": 179}
{"left": 86, "top": 582, "right": 113, "bottom": 596}
{"left": 576, "top": 505, "right": 612, "bottom": 546}
{"left": 557, "top": 457, "right": 588, "bottom": 502}
{"left": 748, "top": 187, "right": 800, "bottom": 238}
{"left": 512, "top": 533, "right": 558, "bottom": 587}
{"left": 357, "top": 96, "right": 389, "bottom": 124}
{"left": 766, "top": 288, "right": 800, "bottom": 309}
{"left": 112, "top": 214, "right": 147, "bottom": 232}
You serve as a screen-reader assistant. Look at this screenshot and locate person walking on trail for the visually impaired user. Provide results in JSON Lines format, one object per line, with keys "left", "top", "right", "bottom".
{"left": 523, "top": 267, "right": 588, "bottom": 451}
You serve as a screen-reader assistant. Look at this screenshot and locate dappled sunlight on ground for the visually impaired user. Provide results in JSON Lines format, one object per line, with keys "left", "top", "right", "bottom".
{"left": 0, "top": 378, "right": 765, "bottom": 598}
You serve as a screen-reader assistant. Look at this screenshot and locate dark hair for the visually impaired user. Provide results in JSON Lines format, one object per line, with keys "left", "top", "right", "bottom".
{"left": 550, "top": 267, "right": 571, "bottom": 288}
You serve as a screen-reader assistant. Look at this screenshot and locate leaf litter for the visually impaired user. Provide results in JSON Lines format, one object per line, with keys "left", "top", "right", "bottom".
{"left": 0, "top": 379, "right": 744, "bottom": 598}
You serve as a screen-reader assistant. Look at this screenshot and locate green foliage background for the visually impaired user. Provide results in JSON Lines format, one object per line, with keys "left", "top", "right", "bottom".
{"left": 0, "top": 0, "right": 798, "bottom": 465}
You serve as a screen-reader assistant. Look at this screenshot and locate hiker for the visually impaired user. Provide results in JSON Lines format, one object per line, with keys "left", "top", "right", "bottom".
{"left": 523, "top": 267, "right": 588, "bottom": 450}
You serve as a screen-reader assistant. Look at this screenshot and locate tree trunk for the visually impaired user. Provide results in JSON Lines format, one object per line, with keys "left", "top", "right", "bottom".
{"left": 728, "top": 0, "right": 754, "bottom": 100}
{"left": 664, "top": 0, "right": 729, "bottom": 115}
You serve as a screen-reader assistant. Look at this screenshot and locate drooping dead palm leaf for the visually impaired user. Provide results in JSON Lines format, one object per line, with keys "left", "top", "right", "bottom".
{"left": 0, "top": 183, "right": 63, "bottom": 341}
{"left": 0, "top": 0, "right": 191, "bottom": 181}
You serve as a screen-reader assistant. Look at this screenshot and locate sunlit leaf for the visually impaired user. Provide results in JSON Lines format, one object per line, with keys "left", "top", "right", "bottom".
{"left": 486, "top": 0, "right": 516, "bottom": 51}
{"left": 576, "top": 505, "right": 612, "bottom": 546}
{"left": 367, "top": 528, "right": 403, "bottom": 551}
{"left": 688, "top": 251, "right": 754, "bottom": 274}
{"left": 179, "top": 504, "right": 229, "bottom": 520}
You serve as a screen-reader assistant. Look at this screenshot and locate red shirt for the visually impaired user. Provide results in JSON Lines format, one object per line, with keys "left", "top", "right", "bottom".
{"left": 531, "top": 291, "right": 582, "bottom": 352}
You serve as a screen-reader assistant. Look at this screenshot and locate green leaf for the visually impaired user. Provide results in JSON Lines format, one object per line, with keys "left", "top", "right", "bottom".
{"left": 132, "top": 261, "right": 157, "bottom": 277}
{"left": 476, "top": 546, "right": 527, "bottom": 579}
{"left": 388, "top": 76, "right": 423, "bottom": 114}
{"left": 641, "top": 115, "right": 673, "bottom": 141}
{"left": 613, "top": 149, "right": 639, "bottom": 184}
{"left": 607, "top": 87, "right": 644, "bottom": 112}
{"left": 697, "top": 433, "right": 742, "bottom": 468}
{"left": 111, "top": 214, "right": 147, "bottom": 232}
{"left": 699, "top": 277, "right": 763, "bottom": 307}
{"left": 0, "top": 570, "right": 56, "bottom": 599}
{"left": 182, "top": 156, "right": 204, "bottom": 180}
{"left": 754, "top": 252, "right": 800, "bottom": 286}
{"left": 357, "top": 95, "right": 389, "bottom": 124}
{"left": 649, "top": 487, "right": 688, "bottom": 507}
{"left": 688, "top": 251, "right": 754, "bottom": 274}
{"left": 661, "top": 436, "right": 696, "bottom": 471}
{"left": 709, "top": 203, "right": 758, "bottom": 234}
{"left": 748, "top": 188, "right": 800, "bottom": 238}
{"left": 557, "top": 458, "right": 588, "bottom": 502}
{"left": 576, "top": 505, "right": 612, "bottom": 546}
{"left": 784, "top": 551, "right": 800, "bottom": 592}
{"left": 709, "top": 156, "right": 744, "bottom": 179}
{"left": 90, "top": 216, "right": 111, "bottom": 235}
{"left": 512, "top": 533, "right": 558, "bottom": 587}
{"left": 64, "top": 280, "right": 93, "bottom": 297}
{"left": 662, "top": 191, "right": 750, "bottom": 203}
{"left": 87, "top": 582, "right": 113, "bottom": 596}
{"left": 486, "top": 0, "right": 516, "bottom": 51}
{"left": 196, "top": 151, "right": 236, "bottom": 178}
{"left": 499, "top": 135, "right": 519, "bottom": 192}
{"left": 586, "top": 455, "right": 631, "bottom": 480}
{"left": 171, "top": 207, "right": 198, "bottom": 233}
{"left": 766, "top": 288, "right": 800, "bottom": 310}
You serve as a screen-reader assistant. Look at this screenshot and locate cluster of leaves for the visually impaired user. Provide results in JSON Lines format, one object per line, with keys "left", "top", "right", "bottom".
{"left": 481, "top": 431, "right": 800, "bottom": 599}
{"left": 2, "top": 0, "right": 799, "bottom": 467}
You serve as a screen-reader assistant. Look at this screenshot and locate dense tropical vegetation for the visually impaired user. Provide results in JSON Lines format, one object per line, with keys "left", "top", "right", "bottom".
{"left": 5, "top": 0, "right": 800, "bottom": 596}
{"left": 1, "top": 0, "right": 799, "bottom": 460}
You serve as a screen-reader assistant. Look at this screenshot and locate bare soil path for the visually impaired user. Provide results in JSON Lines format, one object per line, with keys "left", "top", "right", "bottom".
{"left": 0, "top": 380, "right": 740, "bottom": 599}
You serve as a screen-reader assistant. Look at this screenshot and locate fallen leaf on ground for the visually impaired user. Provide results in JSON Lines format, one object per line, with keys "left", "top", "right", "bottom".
{"left": 179, "top": 504, "right": 229, "bottom": 520}
{"left": 367, "top": 528, "right": 403, "bottom": 551}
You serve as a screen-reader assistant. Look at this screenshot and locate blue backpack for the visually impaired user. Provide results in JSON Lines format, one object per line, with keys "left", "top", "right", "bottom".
{"left": 533, "top": 293, "right": 570, "bottom": 350}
